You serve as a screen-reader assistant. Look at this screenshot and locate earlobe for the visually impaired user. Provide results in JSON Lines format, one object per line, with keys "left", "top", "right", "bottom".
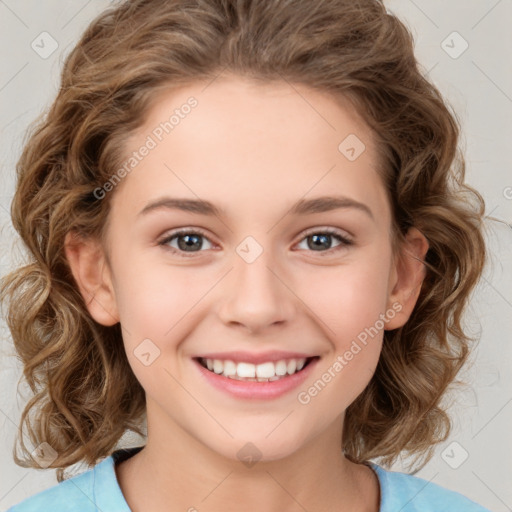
{"left": 64, "top": 231, "right": 120, "bottom": 326}
{"left": 385, "top": 227, "right": 429, "bottom": 331}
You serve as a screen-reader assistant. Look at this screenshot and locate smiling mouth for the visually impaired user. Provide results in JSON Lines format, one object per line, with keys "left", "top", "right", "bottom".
{"left": 195, "top": 356, "right": 319, "bottom": 382}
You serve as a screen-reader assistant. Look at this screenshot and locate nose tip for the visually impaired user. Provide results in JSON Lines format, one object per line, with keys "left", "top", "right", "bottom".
{"left": 216, "top": 253, "right": 295, "bottom": 334}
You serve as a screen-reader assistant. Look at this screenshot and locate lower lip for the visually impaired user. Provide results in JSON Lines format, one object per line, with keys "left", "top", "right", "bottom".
{"left": 193, "top": 358, "right": 319, "bottom": 400}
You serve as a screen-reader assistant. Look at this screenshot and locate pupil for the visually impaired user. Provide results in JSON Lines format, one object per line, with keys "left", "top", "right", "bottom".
{"left": 178, "top": 234, "right": 202, "bottom": 251}
{"left": 309, "top": 234, "right": 330, "bottom": 251}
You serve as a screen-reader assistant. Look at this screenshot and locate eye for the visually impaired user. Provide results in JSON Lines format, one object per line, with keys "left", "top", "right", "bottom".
{"left": 295, "top": 228, "right": 353, "bottom": 255}
{"left": 158, "top": 227, "right": 353, "bottom": 258}
{"left": 158, "top": 228, "right": 214, "bottom": 257}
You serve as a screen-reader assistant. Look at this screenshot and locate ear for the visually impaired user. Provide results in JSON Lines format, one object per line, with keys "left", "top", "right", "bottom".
{"left": 385, "top": 226, "right": 429, "bottom": 330}
{"left": 64, "top": 231, "right": 120, "bottom": 326}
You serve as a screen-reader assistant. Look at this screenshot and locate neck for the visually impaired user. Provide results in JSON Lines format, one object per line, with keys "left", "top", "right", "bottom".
{"left": 115, "top": 404, "right": 380, "bottom": 512}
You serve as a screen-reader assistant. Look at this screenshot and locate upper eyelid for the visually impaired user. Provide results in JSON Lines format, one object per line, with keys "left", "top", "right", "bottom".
{"left": 300, "top": 226, "right": 353, "bottom": 240}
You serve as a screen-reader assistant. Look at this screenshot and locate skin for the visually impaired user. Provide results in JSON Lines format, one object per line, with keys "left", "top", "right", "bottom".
{"left": 65, "top": 74, "right": 429, "bottom": 512}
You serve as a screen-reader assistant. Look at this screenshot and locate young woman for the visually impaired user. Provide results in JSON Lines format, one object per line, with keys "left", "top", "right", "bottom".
{"left": 2, "top": 1, "right": 491, "bottom": 510}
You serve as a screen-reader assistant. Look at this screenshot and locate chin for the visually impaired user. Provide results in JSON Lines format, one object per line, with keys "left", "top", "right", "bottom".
{"left": 204, "top": 430, "right": 309, "bottom": 466}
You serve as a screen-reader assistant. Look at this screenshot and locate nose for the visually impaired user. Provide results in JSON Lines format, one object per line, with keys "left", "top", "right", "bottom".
{"left": 216, "top": 246, "right": 297, "bottom": 334}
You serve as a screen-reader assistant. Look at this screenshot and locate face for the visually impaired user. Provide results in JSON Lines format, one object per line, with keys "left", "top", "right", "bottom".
{"left": 67, "top": 74, "right": 428, "bottom": 463}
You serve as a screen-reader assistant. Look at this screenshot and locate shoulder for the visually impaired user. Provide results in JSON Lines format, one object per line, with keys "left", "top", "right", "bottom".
{"left": 5, "top": 467, "right": 96, "bottom": 512}
{"left": 6, "top": 453, "right": 129, "bottom": 512}
{"left": 370, "top": 463, "right": 492, "bottom": 512}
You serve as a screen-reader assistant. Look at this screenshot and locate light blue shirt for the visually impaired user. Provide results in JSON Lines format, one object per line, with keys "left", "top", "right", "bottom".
{"left": 7, "top": 446, "right": 492, "bottom": 511}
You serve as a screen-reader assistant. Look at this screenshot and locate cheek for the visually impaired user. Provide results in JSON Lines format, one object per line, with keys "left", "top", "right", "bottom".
{"left": 113, "top": 250, "right": 195, "bottom": 331}
{"left": 296, "top": 254, "right": 391, "bottom": 344}
{"left": 111, "top": 254, "right": 225, "bottom": 382}
{"left": 109, "top": 253, "right": 196, "bottom": 376}
{"left": 113, "top": 264, "right": 198, "bottom": 394}
{"left": 293, "top": 255, "right": 390, "bottom": 403}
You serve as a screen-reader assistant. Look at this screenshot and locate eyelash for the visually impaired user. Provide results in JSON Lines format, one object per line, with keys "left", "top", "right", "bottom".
{"left": 157, "top": 227, "right": 354, "bottom": 258}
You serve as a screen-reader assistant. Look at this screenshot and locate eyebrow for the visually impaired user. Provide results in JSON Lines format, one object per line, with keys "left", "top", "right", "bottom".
{"left": 138, "top": 195, "right": 374, "bottom": 220}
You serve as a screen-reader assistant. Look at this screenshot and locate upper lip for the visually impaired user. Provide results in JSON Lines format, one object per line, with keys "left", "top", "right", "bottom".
{"left": 194, "top": 351, "right": 318, "bottom": 365}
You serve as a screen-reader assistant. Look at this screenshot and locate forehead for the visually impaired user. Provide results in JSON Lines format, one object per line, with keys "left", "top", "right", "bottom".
{"left": 137, "top": 75, "right": 377, "bottom": 158}
{"left": 111, "top": 75, "right": 389, "bottom": 227}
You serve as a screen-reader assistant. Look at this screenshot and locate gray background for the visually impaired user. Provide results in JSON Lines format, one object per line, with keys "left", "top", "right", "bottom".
{"left": 0, "top": 1, "right": 511, "bottom": 510}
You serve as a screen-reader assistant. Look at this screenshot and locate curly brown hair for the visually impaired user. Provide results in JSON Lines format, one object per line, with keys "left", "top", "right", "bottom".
{"left": 1, "top": 0, "right": 490, "bottom": 482}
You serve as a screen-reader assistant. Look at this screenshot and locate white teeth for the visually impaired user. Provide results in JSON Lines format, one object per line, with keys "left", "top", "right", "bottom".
{"left": 223, "top": 360, "right": 237, "bottom": 376}
{"left": 213, "top": 359, "right": 223, "bottom": 374}
{"left": 275, "top": 360, "right": 288, "bottom": 376}
{"left": 256, "top": 362, "right": 275, "bottom": 378}
{"left": 200, "top": 357, "right": 309, "bottom": 381}
{"left": 287, "top": 359, "right": 297, "bottom": 374}
{"left": 237, "top": 362, "right": 256, "bottom": 378}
